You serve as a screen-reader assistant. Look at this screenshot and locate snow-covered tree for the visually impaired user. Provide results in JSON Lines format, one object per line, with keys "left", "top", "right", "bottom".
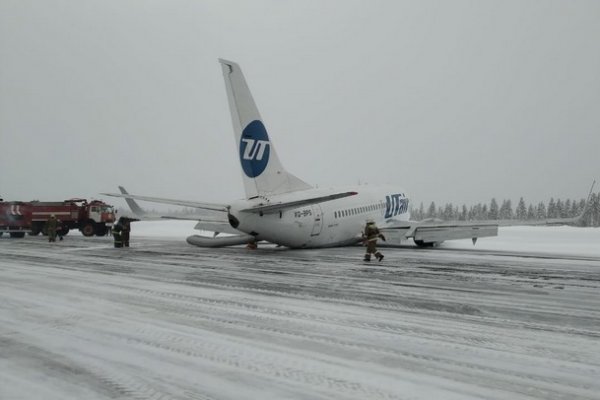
{"left": 460, "top": 204, "right": 468, "bottom": 221}
{"left": 570, "top": 199, "right": 579, "bottom": 219}
{"left": 499, "top": 199, "right": 513, "bottom": 219}
{"left": 516, "top": 197, "right": 527, "bottom": 220}
{"left": 489, "top": 198, "right": 499, "bottom": 220}
{"left": 555, "top": 199, "right": 564, "bottom": 219}
{"left": 536, "top": 202, "right": 546, "bottom": 219}
{"left": 592, "top": 193, "right": 600, "bottom": 227}
{"left": 547, "top": 198, "right": 556, "bottom": 218}
{"left": 427, "top": 202, "right": 436, "bottom": 219}
{"left": 527, "top": 204, "right": 535, "bottom": 220}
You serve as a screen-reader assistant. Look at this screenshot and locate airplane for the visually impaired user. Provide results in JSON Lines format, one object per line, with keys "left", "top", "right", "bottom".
{"left": 103, "top": 59, "right": 595, "bottom": 249}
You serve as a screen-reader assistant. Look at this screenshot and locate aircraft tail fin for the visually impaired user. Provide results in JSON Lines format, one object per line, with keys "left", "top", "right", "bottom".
{"left": 219, "top": 59, "right": 312, "bottom": 199}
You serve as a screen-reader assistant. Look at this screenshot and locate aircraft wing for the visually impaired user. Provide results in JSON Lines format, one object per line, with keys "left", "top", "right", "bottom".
{"left": 240, "top": 191, "right": 358, "bottom": 213}
{"left": 399, "top": 212, "right": 589, "bottom": 246}
{"left": 383, "top": 210, "right": 594, "bottom": 246}
{"left": 383, "top": 209, "right": 591, "bottom": 246}
{"left": 381, "top": 220, "right": 499, "bottom": 245}
{"left": 387, "top": 180, "right": 597, "bottom": 246}
{"left": 101, "top": 192, "right": 228, "bottom": 212}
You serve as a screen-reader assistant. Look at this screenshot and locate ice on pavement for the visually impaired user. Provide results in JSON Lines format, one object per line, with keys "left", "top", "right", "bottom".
{"left": 1, "top": 222, "right": 599, "bottom": 400}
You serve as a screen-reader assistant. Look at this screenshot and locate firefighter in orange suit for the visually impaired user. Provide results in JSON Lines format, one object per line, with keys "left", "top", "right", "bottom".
{"left": 46, "top": 215, "right": 59, "bottom": 242}
{"left": 363, "top": 220, "right": 385, "bottom": 262}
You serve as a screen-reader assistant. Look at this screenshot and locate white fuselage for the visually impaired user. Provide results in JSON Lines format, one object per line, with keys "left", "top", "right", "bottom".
{"left": 229, "top": 185, "right": 410, "bottom": 248}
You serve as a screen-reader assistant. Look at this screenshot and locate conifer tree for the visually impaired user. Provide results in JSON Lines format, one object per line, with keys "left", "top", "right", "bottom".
{"left": 556, "top": 199, "right": 564, "bottom": 219}
{"left": 460, "top": 204, "right": 468, "bottom": 221}
{"left": 579, "top": 199, "right": 588, "bottom": 226}
{"left": 592, "top": 193, "right": 600, "bottom": 227}
{"left": 563, "top": 199, "right": 571, "bottom": 218}
{"left": 536, "top": 202, "right": 546, "bottom": 219}
{"left": 443, "top": 203, "right": 453, "bottom": 220}
{"left": 499, "top": 199, "right": 513, "bottom": 219}
{"left": 570, "top": 200, "right": 578, "bottom": 219}
{"left": 516, "top": 197, "right": 527, "bottom": 220}
{"left": 527, "top": 204, "right": 535, "bottom": 220}
{"left": 489, "top": 198, "right": 499, "bottom": 220}
{"left": 427, "top": 202, "right": 436, "bottom": 219}
{"left": 547, "top": 198, "right": 556, "bottom": 218}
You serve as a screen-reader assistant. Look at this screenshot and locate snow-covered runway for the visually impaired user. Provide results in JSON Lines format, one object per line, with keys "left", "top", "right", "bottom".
{"left": 1, "top": 228, "right": 599, "bottom": 399}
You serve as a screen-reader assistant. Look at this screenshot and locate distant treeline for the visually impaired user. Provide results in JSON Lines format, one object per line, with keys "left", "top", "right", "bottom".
{"left": 410, "top": 192, "right": 600, "bottom": 227}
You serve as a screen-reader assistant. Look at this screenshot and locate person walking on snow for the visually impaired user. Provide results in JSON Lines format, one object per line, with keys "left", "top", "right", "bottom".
{"left": 112, "top": 217, "right": 124, "bottom": 248}
{"left": 46, "top": 215, "right": 59, "bottom": 242}
{"left": 363, "top": 220, "right": 385, "bottom": 262}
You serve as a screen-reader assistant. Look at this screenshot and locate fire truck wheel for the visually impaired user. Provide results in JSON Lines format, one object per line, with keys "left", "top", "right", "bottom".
{"left": 29, "top": 225, "right": 42, "bottom": 236}
{"left": 10, "top": 232, "right": 26, "bottom": 238}
{"left": 61, "top": 227, "right": 70, "bottom": 236}
{"left": 81, "top": 222, "right": 95, "bottom": 237}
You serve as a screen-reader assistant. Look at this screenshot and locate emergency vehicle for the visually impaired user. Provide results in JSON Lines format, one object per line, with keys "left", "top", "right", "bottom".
{"left": 0, "top": 199, "right": 115, "bottom": 238}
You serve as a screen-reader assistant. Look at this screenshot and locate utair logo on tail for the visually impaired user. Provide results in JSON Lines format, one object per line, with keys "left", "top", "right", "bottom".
{"left": 240, "top": 120, "right": 270, "bottom": 178}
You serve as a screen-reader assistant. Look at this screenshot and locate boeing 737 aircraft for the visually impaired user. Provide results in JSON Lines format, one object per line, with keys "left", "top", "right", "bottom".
{"left": 103, "top": 59, "right": 592, "bottom": 249}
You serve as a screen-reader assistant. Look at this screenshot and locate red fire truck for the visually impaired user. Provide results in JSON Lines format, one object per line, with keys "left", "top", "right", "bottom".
{"left": 0, "top": 199, "right": 116, "bottom": 238}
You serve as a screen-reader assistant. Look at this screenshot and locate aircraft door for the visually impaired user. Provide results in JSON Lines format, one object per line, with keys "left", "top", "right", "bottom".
{"left": 310, "top": 204, "right": 323, "bottom": 236}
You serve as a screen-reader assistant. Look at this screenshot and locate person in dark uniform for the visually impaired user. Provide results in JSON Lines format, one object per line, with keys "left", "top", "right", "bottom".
{"left": 121, "top": 218, "right": 131, "bottom": 247}
{"left": 112, "top": 218, "right": 124, "bottom": 248}
{"left": 56, "top": 218, "right": 65, "bottom": 241}
{"left": 363, "top": 220, "right": 385, "bottom": 262}
{"left": 46, "top": 215, "right": 59, "bottom": 242}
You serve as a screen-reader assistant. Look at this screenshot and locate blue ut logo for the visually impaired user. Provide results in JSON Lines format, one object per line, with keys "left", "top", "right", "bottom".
{"left": 385, "top": 194, "right": 408, "bottom": 218}
{"left": 240, "top": 120, "right": 271, "bottom": 178}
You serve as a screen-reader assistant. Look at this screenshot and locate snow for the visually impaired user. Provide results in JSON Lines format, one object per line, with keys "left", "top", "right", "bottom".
{"left": 444, "top": 226, "right": 600, "bottom": 258}
{"left": 1, "top": 223, "right": 599, "bottom": 399}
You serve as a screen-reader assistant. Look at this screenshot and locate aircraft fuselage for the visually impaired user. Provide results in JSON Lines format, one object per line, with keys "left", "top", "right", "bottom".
{"left": 229, "top": 186, "right": 410, "bottom": 248}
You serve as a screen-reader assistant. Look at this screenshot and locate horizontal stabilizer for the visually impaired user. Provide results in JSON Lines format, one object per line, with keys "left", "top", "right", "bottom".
{"left": 101, "top": 192, "right": 228, "bottom": 212}
{"left": 241, "top": 191, "right": 358, "bottom": 213}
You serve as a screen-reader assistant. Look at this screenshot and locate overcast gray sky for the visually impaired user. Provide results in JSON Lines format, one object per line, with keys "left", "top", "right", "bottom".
{"left": 1, "top": 0, "right": 599, "bottom": 210}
